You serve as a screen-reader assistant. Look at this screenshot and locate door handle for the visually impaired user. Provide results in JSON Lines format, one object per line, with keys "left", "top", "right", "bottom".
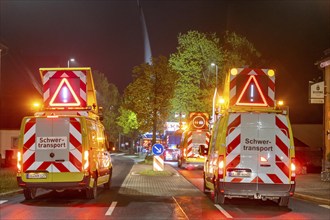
{"left": 260, "top": 164, "right": 271, "bottom": 167}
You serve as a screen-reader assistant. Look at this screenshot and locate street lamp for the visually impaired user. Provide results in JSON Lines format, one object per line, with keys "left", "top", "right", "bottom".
{"left": 67, "top": 58, "right": 75, "bottom": 67}
{"left": 211, "top": 63, "right": 218, "bottom": 87}
{"left": 211, "top": 63, "right": 218, "bottom": 124}
{"left": 175, "top": 112, "right": 186, "bottom": 129}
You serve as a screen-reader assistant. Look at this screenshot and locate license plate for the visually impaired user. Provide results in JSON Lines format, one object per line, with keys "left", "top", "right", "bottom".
{"left": 26, "top": 173, "right": 47, "bottom": 179}
{"left": 228, "top": 171, "right": 251, "bottom": 177}
{"left": 166, "top": 155, "right": 173, "bottom": 160}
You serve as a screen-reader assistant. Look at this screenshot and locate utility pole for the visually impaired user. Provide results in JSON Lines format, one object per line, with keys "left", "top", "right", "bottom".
{"left": 317, "top": 48, "right": 330, "bottom": 181}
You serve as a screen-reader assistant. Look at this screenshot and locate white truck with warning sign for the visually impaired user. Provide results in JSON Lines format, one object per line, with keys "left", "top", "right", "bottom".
{"left": 202, "top": 68, "right": 296, "bottom": 207}
{"left": 178, "top": 112, "right": 210, "bottom": 168}
{"left": 17, "top": 68, "right": 112, "bottom": 200}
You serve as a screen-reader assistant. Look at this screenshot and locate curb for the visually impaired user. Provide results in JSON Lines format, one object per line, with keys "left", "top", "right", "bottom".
{"left": 294, "top": 193, "right": 330, "bottom": 205}
{"left": 0, "top": 189, "right": 22, "bottom": 197}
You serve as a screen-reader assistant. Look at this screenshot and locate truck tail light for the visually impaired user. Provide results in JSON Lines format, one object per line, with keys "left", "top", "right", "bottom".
{"left": 83, "top": 150, "right": 89, "bottom": 171}
{"left": 290, "top": 157, "right": 296, "bottom": 182}
{"left": 218, "top": 155, "right": 225, "bottom": 179}
{"left": 17, "top": 152, "right": 22, "bottom": 172}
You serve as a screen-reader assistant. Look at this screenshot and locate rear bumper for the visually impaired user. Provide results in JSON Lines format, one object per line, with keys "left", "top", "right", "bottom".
{"left": 220, "top": 182, "right": 296, "bottom": 199}
{"left": 17, "top": 175, "right": 91, "bottom": 190}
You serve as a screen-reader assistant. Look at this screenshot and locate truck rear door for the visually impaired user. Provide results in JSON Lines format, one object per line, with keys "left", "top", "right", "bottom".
{"left": 23, "top": 117, "right": 82, "bottom": 182}
{"left": 225, "top": 113, "right": 291, "bottom": 189}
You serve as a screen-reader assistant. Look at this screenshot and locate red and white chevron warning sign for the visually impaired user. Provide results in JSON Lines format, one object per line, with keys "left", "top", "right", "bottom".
{"left": 224, "top": 113, "right": 291, "bottom": 184}
{"left": 40, "top": 69, "right": 87, "bottom": 108}
{"left": 229, "top": 68, "right": 275, "bottom": 107}
{"left": 22, "top": 117, "right": 83, "bottom": 173}
{"left": 153, "top": 156, "right": 164, "bottom": 171}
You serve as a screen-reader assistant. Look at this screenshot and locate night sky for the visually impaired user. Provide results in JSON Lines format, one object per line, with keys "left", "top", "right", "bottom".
{"left": 0, "top": 0, "right": 329, "bottom": 129}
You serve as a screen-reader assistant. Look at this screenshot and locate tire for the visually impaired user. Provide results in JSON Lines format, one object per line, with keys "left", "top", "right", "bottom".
{"left": 278, "top": 196, "right": 289, "bottom": 207}
{"left": 178, "top": 157, "right": 182, "bottom": 168}
{"left": 203, "top": 172, "right": 210, "bottom": 193}
{"left": 103, "top": 168, "right": 112, "bottom": 190}
{"left": 214, "top": 181, "right": 225, "bottom": 204}
{"left": 86, "top": 178, "right": 97, "bottom": 199}
{"left": 23, "top": 188, "right": 37, "bottom": 200}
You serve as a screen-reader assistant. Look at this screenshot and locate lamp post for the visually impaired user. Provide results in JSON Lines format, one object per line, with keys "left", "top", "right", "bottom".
{"left": 67, "top": 58, "right": 75, "bottom": 67}
{"left": 211, "top": 63, "right": 218, "bottom": 124}
{"left": 175, "top": 112, "right": 186, "bottom": 129}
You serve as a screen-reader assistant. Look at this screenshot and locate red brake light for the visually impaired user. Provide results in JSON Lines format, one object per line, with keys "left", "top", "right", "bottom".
{"left": 290, "top": 157, "right": 296, "bottom": 181}
{"left": 218, "top": 155, "right": 225, "bottom": 179}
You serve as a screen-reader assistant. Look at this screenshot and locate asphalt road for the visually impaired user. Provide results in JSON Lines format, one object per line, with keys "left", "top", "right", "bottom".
{"left": 0, "top": 154, "right": 329, "bottom": 219}
{"left": 177, "top": 167, "right": 330, "bottom": 219}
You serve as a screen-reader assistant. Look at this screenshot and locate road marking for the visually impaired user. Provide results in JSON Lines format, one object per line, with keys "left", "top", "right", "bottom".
{"left": 172, "top": 196, "right": 189, "bottom": 220}
{"left": 0, "top": 200, "right": 8, "bottom": 205}
{"left": 105, "top": 201, "right": 117, "bottom": 216}
{"left": 319, "top": 204, "right": 330, "bottom": 209}
{"left": 214, "top": 204, "right": 233, "bottom": 219}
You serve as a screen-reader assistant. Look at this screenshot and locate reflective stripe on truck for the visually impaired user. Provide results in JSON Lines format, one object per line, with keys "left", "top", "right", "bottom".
{"left": 22, "top": 117, "right": 82, "bottom": 173}
{"left": 225, "top": 113, "right": 292, "bottom": 184}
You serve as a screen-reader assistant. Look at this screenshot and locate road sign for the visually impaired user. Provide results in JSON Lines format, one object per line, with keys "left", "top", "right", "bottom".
{"left": 152, "top": 143, "right": 164, "bottom": 156}
{"left": 309, "top": 81, "right": 324, "bottom": 104}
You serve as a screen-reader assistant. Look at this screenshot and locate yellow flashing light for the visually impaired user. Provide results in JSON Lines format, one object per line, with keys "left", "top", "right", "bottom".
{"left": 267, "top": 69, "right": 275, "bottom": 77}
{"left": 33, "top": 102, "right": 41, "bottom": 108}
{"left": 230, "top": 68, "right": 238, "bottom": 76}
{"left": 218, "top": 97, "right": 225, "bottom": 105}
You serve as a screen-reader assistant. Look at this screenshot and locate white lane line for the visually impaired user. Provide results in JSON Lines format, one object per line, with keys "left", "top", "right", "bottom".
{"left": 0, "top": 200, "right": 8, "bottom": 205}
{"left": 214, "top": 204, "right": 233, "bottom": 219}
{"left": 105, "top": 201, "right": 117, "bottom": 216}
{"left": 319, "top": 204, "right": 330, "bottom": 209}
{"left": 172, "top": 196, "right": 189, "bottom": 220}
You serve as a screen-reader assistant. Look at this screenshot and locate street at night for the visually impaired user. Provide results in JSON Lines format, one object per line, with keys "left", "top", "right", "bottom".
{"left": 0, "top": 1, "right": 330, "bottom": 220}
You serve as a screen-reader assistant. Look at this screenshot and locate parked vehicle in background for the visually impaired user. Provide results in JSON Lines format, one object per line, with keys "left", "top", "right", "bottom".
{"left": 178, "top": 112, "right": 210, "bottom": 169}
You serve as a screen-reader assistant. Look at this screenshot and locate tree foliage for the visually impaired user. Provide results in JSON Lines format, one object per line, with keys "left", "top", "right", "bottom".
{"left": 221, "top": 31, "right": 262, "bottom": 77}
{"left": 116, "top": 107, "right": 138, "bottom": 135}
{"left": 121, "top": 55, "right": 178, "bottom": 143}
{"left": 169, "top": 30, "right": 262, "bottom": 118}
{"left": 169, "top": 30, "right": 222, "bottom": 116}
{"left": 93, "top": 71, "right": 121, "bottom": 143}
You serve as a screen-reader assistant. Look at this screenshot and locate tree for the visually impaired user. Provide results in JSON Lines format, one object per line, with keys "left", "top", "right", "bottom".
{"left": 93, "top": 71, "right": 121, "bottom": 143}
{"left": 169, "top": 30, "right": 222, "bottom": 117}
{"left": 221, "top": 31, "right": 263, "bottom": 82}
{"left": 116, "top": 107, "right": 139, "bottom": 135}
{"left": 169, "top": 30, "right": 262, "bottom": 118}
{"left": 122, "top": 55, "right": 178, "bottom": 144}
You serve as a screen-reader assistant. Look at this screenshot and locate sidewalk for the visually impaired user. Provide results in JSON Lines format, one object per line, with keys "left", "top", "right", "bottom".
{"left": 295, "top": 173, "right": 330, "bottom": 205}
{"left": 128, "top": 158, "right": 330, "bottom": 205}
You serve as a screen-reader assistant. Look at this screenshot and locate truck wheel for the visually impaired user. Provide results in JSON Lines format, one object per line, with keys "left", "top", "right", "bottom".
{"left": 103, "top": 168, "right": 112, "bottom": 190}
{"left": 178, "top": 158, "right": 182, "bottom": 168}
{"left": 86, "top": 178, "right": 97, "bottom": 199}
{"left": 214, "top": 181, "right": 225, "bottom": 204}
{"left": 278, "top": 196, "right": 289, "bottom": 207}
{"left": 203, "top": 172, "right": 210, "bottom": 193}
{"left": 23, "top": 188, "right": 37, "bottom": 200}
